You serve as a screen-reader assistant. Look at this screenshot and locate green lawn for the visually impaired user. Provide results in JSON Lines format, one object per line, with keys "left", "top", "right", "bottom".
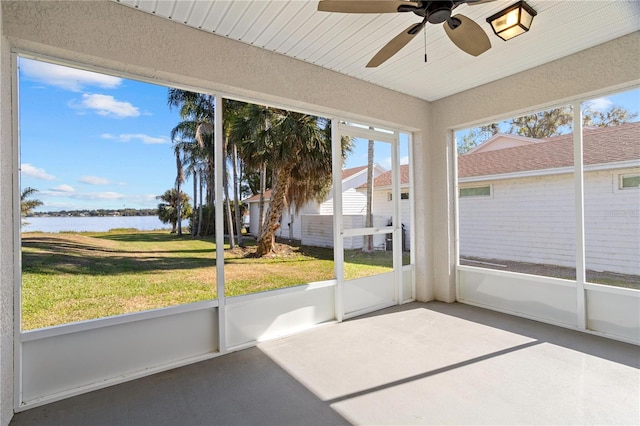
{"left": 21, "top": 230, "right": 399, "bottom": 330}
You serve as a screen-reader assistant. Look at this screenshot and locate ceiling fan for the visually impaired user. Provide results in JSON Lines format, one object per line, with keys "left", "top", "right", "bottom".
{"left": 317, "top": 0, "right": 495, "bottom": 67}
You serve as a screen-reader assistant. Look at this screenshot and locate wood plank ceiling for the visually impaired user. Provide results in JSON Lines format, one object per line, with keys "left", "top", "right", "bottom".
{"left": 114, "top": 0, "right": 640, "bottom": 102}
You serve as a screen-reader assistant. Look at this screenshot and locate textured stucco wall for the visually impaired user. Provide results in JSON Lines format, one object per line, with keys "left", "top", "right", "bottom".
{"left": 426, "top": 32, "right": 640, "bottom": 302}
{"left": 0, "top": 2, "right": 15, "bottom": 424}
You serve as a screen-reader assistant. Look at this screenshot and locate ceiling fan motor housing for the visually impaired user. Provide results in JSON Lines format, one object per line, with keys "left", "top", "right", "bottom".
{"left": 424, "top": 1, "right": 454, "bottom": 23}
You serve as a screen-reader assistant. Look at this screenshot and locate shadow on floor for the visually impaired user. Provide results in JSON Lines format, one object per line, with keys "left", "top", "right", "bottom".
{"left": 10, "top": 346, "right": 349, "bottom": 426}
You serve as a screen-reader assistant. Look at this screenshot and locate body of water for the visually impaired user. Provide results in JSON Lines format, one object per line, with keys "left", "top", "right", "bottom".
{"left": 22, "top": 216, "right": 188, "bottom": 233}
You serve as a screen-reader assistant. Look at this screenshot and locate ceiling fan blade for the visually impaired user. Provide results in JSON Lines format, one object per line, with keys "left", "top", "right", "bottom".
{"left": 444, "top": 14, "right": 491, "bottom": 57}
{"left": 367, "top": 23, "right": 422, "bottom": 68}
{"left": 318, "top": 0, "right": 419, "bottom": 14}
{"left": 465, "top": 0, "right": 497, "bottom": 5}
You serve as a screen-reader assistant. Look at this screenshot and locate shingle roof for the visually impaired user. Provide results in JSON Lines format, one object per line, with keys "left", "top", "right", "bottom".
{"left": 356, "top": 164, "right": 410, "bottom": 189}
{"left": 243, "top": 166, "right": 370, "bottom": 203}
{"left": 341, "top": 165, "right": 368, "bottom": 179}
{"left": 458, "top": 122, "right": 639, "bottom": 178}
{"left": 244, "top": 189, "right": 272, "bottom": 203}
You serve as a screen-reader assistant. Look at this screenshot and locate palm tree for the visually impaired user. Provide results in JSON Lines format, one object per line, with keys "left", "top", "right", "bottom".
{"left": 230, "top": 103, "right": 276, "bottom": 247}
{"left": 224, "top": 99, "right": 248, "bottom": 247}
{"left": 232, "top": 106, "right": 341, "bottom": 256}
{"left": 21, "top": 187, "right": 43, "bottom": 227}
{"left": 169, "top": 90, "right": 216, "bottom": 205}
{"left": 156, "top": 188, "right": 192, "bottom": 234}
{"left": 169, "top": 90, "right": 242, "bottom": 243}
{"left": 173, "top": 135, "right": 208, "bottom": 237}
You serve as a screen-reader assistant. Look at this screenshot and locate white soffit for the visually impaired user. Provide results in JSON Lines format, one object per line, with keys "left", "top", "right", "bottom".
{"left": 114, "top": 0, "right": 640, "bottom": 102}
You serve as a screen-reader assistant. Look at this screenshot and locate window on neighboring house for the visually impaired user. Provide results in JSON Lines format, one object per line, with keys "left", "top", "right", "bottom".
{"left": 620, "top": 174, "right": 640, "bottom": 189}
{"left": 459, "top": 186, "right": 491, "bottom": 197}
{"left": 387, "top": 192, "right": 409, "bottom": 201}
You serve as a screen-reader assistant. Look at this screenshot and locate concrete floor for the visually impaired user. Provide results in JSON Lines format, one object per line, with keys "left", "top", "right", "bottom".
{"left": 11, "top": 302, "right": 640, "bottom": 425}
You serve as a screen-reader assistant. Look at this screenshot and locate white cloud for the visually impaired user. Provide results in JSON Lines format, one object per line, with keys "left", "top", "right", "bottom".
{"left": 85, "top": 192, "right": 126, "bottom": 200}
{"left": 79, "top": 176, "right": 111, "bottom": 185}
{"left": 42, "top": 190, "right": 126, "bottom": 201}
{"left": 380, "top": 156, "right": 392, "bottom": 170}
{"left": 585, "top": 98, "right": 613, "bottom": 112}
{"left": 101, "top": 133, "right": 170, "bottom": 144}
{"left": 21, "top": 163, "right": 56, "bottom": 181}
{"left": 72, "top": 94, "right": 140, "bottom": 118}
{"left": 50, "top": 184, "right": 75, "bottom": 193}
{"left": 20, "top": 59, "right": 122, "bottom": 92}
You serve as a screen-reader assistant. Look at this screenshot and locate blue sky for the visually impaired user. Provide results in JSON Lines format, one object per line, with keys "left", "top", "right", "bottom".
{"left": 19, "top": 57, "right": 409, "bottom": 212}
{"left": 19, "top": 57, "right": 180, "bottom": 212}
{"left": 455, "top": 87, "right": 640, "bottom": 143}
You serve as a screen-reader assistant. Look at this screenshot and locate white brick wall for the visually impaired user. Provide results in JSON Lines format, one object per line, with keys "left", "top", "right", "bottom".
{"left": 459, "top": 167, "right": 640, "bottom": 275}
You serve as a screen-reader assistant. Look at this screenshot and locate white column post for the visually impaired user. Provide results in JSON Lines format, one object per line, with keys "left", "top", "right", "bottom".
{"left": 332, "top": 119, "right": 344, "bottom": 322}
{"left": 573, "top": 101, "right": 587, "bottom": 330}
{"left": 392, "top": 132, "right": 402, "bottom": 304}
{"left": 215, "top": 95, "right": 227, "bottom": 351}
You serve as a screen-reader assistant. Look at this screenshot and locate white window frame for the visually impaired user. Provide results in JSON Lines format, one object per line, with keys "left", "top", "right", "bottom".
{"left": 618, "top": 173, "right": 640, "bottom": 190}
{"left": 459, "top": 184, "right": 492, "bottom": 198}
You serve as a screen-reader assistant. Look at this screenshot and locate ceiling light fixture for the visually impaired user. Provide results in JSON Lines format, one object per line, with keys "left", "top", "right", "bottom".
{"left": 486, "top": 1, "right": 537, "bottom": 41}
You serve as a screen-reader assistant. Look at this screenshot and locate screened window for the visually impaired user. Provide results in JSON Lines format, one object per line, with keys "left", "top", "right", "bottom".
{"left": 620, "top": 174, "right": 640, "bottom": 189}
{"left": 388, "top": 192, "right": 409, "bottom": 201}
{"left": 459, "top": 186, "right": 491, "bottom": 197}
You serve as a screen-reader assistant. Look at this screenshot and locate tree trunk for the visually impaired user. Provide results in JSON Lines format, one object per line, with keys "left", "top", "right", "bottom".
{"left": 224, "top": 166, "right": 235, "bottom": 249}
{"left": 288, "top": 205, "right": 294, "bottom": 241}
{"left": 176, "top": 181, "right": 182, "bottom": 236}
{"left": 257, "top": 166, "right": 290, "bottom": 256}
{"left": 364, "top": 139, "right": 374, "bottom": 251}
{"left": 192, "top": 170, "right": 198, "bottom": 237}
{"left": 232, "top": 144, "right": 244, "bottom": 247}
{"left": 198, "top": 168, "right": 204, "bottom": 237}
{"left": 258, "top": 162, "right": 266, "bottom": 238}
{"left": 208, "top": 154, "right": 215, "bottom": 205}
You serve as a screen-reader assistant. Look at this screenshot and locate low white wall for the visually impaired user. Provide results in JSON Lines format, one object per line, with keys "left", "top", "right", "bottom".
{"left": 301, "top": 214, "right": 389, "bottom": 249}
{"left": 457, "top": 266, "right": 578, "bottom": 327}
{"left": 20, "top": 302, "right": 218, "bottom": 408}
{"left": 585, "top": 284, "right": 640, "bottom": 343}
{"left": 301, "top": 214, "right": 335, "bottom": 248}
{"left": 402, "top": 265, "right": 415, "bottom": 303}
{"left": 458, "top": 266, "right": 640, "bottom": 345}
{"left": 225, "top": 282, "right": 335, "bottom": 349}
{"left": 344, "top": 272, "right": 395, "bottom": 317}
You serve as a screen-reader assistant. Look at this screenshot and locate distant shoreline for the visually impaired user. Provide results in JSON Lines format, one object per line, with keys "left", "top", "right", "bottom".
{"left": 28, "top": 208, "right": 158, "bottom": 218}
{"left": 21, "top": 215, "right": 186, "bottom": 233}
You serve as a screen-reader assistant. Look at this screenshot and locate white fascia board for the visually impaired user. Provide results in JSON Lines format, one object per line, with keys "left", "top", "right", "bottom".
{"left": 459, "top": 160, "right": 640, "bottom": 183}
{"left": 354, "top": 182, "right": 410, "bottom": 193}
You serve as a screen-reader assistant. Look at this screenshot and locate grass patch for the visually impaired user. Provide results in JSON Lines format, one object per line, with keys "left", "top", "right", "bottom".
{"left": 22, "top": 231, "right": 217, "bottom": 330}
{"left": 21, "top": 231, "right": 399, "bottom": 330}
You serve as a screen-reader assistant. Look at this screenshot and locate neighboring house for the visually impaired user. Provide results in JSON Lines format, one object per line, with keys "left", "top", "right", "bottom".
{"left": 354, "top": 164, "right": 412, "bottom": 251}
{"left": 244, "top": 165, "right": 387, "bottom": 245}
{"left": 458, "top": 122, "right": 640, "bottom": 276}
